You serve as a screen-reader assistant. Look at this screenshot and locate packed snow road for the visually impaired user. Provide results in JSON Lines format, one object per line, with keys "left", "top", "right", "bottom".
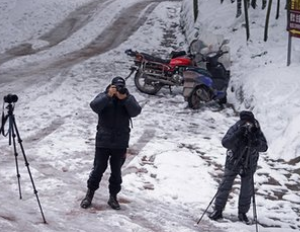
{"left": 0, "top": 0, "right": 180, "bottom": 90}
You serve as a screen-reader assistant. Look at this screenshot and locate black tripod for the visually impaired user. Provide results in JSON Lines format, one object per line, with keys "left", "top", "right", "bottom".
{"left": 196, "top": 134, "right": 259, "bottom": 232}
{"left": 1, "top": 99, "right": 47, "bottom": 223}
{"left": 195, "top": 148, "right": 246, "bottom": 225}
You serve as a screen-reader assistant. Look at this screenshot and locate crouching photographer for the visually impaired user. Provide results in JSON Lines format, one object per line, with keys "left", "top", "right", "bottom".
{"left": 209, "top": 111, "right": 268, "bottom": 224}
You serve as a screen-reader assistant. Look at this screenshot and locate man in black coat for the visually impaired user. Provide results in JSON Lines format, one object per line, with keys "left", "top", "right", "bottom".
{"left": 209, "top": 111, "right": 268, "bottom": 223}
{"left": 81, "top": 76, "right": 142, "bottom": 210}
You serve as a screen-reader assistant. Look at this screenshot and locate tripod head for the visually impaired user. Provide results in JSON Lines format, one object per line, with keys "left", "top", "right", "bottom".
{"left": 4, "top": 94, "right": 18, "bottom": 104}
{"left": 1, "top": 94, "right": 18, "bottom": 139}
{"left": 2, "top": 93, "right": 18, "bottom": 110}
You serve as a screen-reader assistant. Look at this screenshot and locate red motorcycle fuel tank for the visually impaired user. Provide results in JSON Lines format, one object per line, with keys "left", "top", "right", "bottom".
{"left": 169, "top": 57, "right": 192, "bottom": 68}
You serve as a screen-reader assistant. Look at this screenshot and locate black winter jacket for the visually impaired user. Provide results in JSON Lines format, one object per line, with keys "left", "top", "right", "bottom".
{"left": 222, "top": 120, "right": 268, "bottom": 172}
{"left": 90, "top": 89, "right": 142, "bottom": 149}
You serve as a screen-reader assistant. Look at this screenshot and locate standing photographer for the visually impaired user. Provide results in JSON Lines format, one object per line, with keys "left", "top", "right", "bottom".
{"left": 209, "top": 111, "right": 268, "bottom": 223}
{"left": 81, "top": 76, "right": 142, "bottom": 210}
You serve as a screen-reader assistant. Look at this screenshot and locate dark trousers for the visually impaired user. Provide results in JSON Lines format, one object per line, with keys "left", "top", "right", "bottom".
{"left": 214, "top": 168, "right": 253, "bottom": 213}
{"left": 87, "top": 147, "right": 126, "bottom": 195}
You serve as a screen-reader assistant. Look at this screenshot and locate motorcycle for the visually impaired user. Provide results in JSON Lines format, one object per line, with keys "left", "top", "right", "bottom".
{"left": 182, "top": 40, "right": 230, "bottom": 109}
{"left": 125, "top": 48, "right": 195, "bottom": 95}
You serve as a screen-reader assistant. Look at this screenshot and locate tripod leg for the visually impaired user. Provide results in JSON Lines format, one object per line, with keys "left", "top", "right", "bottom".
{"left": 196, "top": 189, "right": 219, "bottom": 224}
{"left": 250, "top": 155, "right": 259, "bottom": 231}
{"left": 9, "top": 115, "right": 22, "bottom": 199}
{"left": 196, "top": 151, "right": 247, "bottom": 225}
{"left": 252, "top": 188, "right": 259, "bottom": 232}
{"left": 12, "top": 116, "right": 47, "bottom": 223}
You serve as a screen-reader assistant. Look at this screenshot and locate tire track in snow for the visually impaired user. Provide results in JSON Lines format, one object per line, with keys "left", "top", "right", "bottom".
{"left": 0, "top": 0, "right": 112, "bottom": 65}
{"left": 0, "top": 0, "right": 180, "bottom": 82}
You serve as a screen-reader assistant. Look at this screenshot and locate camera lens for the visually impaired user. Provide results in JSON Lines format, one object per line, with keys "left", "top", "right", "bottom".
{"left": 116, "top": 86, "right": 127, "bottom": 94}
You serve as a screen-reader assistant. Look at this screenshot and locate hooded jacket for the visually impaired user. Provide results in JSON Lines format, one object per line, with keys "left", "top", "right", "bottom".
{"left": 222, "top": 120, "right": 268, "bottom": 172}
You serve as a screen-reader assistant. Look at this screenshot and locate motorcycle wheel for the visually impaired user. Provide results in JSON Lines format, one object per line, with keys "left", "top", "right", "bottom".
{"left": 187, "top": 85, "right": 212, "bottom": 109}
{"left": 134, "top": 70, "right": 163, "bottom": 95}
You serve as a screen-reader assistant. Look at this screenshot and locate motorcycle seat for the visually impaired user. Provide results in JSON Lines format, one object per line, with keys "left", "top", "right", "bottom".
{"left": 170, "top": 50, "right": 187, "bottom": 58}
{"left": 212, "top": 79, "right": 228, "bottom": 91}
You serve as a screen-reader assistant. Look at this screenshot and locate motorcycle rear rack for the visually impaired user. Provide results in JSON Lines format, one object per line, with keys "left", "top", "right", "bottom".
{"left": 141, "top": 59, "right": 170, "bottom": 69}
{"left": 125, "top": 61, "right": 170, "bottom": 80}
{"left": 140, "top": 60, "right": 172, "bottom": 75}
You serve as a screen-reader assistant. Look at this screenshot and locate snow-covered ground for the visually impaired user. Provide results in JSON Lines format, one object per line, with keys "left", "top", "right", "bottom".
{"left": 0, "top": 0, "right": 299, "bottom": 231}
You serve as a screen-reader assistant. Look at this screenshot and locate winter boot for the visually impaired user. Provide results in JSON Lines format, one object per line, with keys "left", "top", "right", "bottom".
{"left": 107, "top": 194, "right": 120, "bottom": 210}
{"left": 238, "top": 212, "right": 250, "bottom": 224}
{"left": 80, "top": 189, "right": 95, "bottom": 209}
{"left": 209, "top": 210, "right": 223, "bottom": 221}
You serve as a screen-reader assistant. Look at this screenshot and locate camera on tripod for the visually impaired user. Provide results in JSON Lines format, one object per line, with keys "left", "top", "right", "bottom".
{"left": 3, "top": 94, "right": 18, "bottom": 103}
{"left": 0, "top": 93, "right": 47, "bottom": 223}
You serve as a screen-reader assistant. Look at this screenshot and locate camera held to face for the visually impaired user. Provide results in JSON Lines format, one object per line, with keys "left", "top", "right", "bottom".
{"left": 245, "top": 122, "right": 253, "bottom": 131}
{"left": 116, "top": 86, "right": 128, "bottom": 94}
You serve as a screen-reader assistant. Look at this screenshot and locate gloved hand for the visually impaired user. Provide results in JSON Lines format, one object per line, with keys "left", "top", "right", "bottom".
{"left": 242, "top": 120, "right": 261, "bottom": 135}
{"left": 249, "top": 122, "right": 260, "bottom": 134}
{"left": 236, "top": 123, "right": 250, "bottom": 148}
{"left": 248, "top": 132, "right": 260, "bottom": 148}
{"left": 239, "top": 135, "right": 249, "bottom": 147}
{"left": 239, "top": 124, "right": 247, "bottom": 135}
{"left": 239, "top": 121, "right": 253, "bottom": 136}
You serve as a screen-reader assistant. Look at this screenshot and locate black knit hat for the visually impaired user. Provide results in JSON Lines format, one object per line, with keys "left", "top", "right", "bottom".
{"left": 111, "top": 76, "right": 125, "bottom": 87}
{"left": 240, "top": 111, "right": 255, "bottom": 123}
